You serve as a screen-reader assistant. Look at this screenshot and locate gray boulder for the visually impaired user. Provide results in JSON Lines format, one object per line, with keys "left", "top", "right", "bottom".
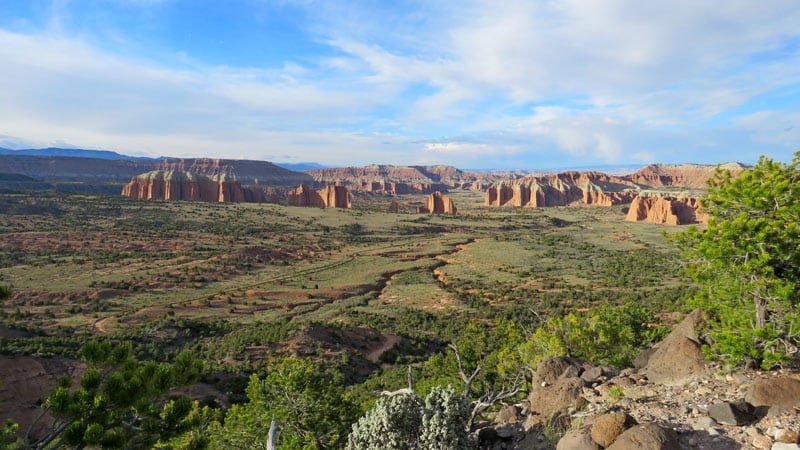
{"left": 707, "top": 400, "right": 755, "bottom": 425}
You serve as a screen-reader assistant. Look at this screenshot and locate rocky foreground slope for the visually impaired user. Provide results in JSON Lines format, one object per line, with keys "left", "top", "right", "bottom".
{"left": 479, "top": 310, "right": 800, "bottom": 450}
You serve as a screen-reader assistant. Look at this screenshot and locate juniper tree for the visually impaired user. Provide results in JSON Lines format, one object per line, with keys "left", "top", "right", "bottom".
{"left": 24, "top": 341, "right": 206, "bottom": 449}
{"left": 672, "top": 153, "right": 800, "bottom": 368}
{"left": 209, "top": 357, "right": 358, "bottom": 450}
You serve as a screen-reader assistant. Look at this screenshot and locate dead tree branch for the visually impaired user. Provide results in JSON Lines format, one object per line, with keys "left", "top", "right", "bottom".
{"left": 449, "top": 343, "right": 481, "bottom": 398}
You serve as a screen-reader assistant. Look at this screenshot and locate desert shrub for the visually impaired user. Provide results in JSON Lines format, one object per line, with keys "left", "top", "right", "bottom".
{"left": 346, "top": 385, "right": 469, "bottom": 450}
{"left": 523, "top": 302, "right": 667, "bottom": 368}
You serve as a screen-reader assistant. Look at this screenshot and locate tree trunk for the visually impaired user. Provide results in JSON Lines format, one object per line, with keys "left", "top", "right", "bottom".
{"left": 754, "top": 289, "right": 768, "bottom": 329}
{"left": 267, "top": 417, "right": 277, "bottom": 450}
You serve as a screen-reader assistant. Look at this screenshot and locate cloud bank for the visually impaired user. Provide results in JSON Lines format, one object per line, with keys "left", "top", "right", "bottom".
{"left": 0, "top": 0, "right": 797, "bottom": 168}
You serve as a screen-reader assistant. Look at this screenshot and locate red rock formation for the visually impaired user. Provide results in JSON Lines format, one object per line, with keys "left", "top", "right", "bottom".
{"left": 425, "top": 191, "right": 457, "bottom": 214}
{"left": 623, "top": 163, "right": 748, "bottom": 189}
{"left": 485, "top": 171, "right": 639, "bottom": 207}
{"left": 625, "top": 195, "right": 706, "bottom": 225}
{"left": 305, "top": 164, "right": 508, "bottom": 194}
{"left": 287, "top": 185, "right": 351, "bottom": 208}
{"left": 121, "top": 171, "right": 266, "bottom": 203}
{"left": 321, "top": 185, "right": 352, "bottom": 208}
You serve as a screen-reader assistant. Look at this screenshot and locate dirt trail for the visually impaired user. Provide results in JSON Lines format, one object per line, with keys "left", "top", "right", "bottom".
{"left": 366, "top": 334, "right": 401, "bottom": 363}
{"left": 93, "top": 317, "right": 110, "bottom": 334}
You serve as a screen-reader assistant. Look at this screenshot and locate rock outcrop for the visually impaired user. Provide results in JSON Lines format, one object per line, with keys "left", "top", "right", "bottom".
{"left": 636, "top": 309, "right": 710, "bottom": 386}
{"left": 624, "top": 162, "right": 748, "bottom": 190}
{"left": 745, "top": 375, "right": 800, "bottom": 414}
{"left": 121, "top": 171, "right": 266, "bottom": 203}
{"left": 477, "top": 309, "right": 800, "bottom": 450}
{"left": 482, "top": 163, "right": 748, "bottom": 224}
{"left": 527, "top": 357, "right": 588, "bottom": 421}
{"left": 485, "top": 171, "right": 639, "bottom": 207}
{"left": 287, "top": 185, "right": 352, "bottom": 208}
{"left": 418, "top": 191, "right": 457, "bottom": 214}
{"left": 306, "top": 164, "right": 508, "bottom": 194}
{"left": 605, "top": 423, "right": 681, "bottom": 450}
{"left": 625, "top": 196, "right": 706, "bottom": 225}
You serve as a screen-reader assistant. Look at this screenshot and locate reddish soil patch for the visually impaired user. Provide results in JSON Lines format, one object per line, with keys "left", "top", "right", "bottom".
{"left": 0, "top": 356, "right": 85, "bottom": 441}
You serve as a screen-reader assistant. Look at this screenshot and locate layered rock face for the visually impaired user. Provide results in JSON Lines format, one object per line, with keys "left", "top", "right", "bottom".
{"left": 485, "top": 171, "right": 639, "bottom": 207}
{"left": 154, "top": 158, "right": 311, "bottom": 185}
{"left": 287, "top": 185, "right": 352, "bottom": 208}
{"left": 121, "top": 171, "right": 266, "bottom": 203}
{"left": 625, "top": 196, "right": 706, "bottom": 225}
{"left": 623, "top": 162, "right": 747, "bottom": 190}
{"left": 418, "top": 191, "right": 457, "bottom": 214}
{"left": 306, "top": 164, "right": 507, "bottom": 194}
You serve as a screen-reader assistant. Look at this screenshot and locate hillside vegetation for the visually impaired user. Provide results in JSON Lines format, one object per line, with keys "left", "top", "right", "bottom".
{"left": 1, "top": 153, "right": 797, "bottom": 449}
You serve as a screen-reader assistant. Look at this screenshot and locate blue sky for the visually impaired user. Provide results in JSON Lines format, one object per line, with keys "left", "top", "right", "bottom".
{"left": 0, "top": 0, "right": 798, "bottom": 169}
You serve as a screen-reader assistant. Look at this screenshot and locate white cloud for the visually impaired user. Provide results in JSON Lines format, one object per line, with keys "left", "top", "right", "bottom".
{"left": 735, "top": 111, "right": 800, "bottom": 151}
{"left": 0, "top": 0, "right": 799, "bottom": 168}
{"left": 425, "top": 142, "right": 500, "bottom": 155}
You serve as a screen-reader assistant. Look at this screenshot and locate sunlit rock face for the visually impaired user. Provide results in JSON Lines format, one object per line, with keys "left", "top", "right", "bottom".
{"left": 121, "top": 171, "right": 266, "bottom": 203}
{"left": 485, "top": 171, "right": 639, "bottom": 207}
{"left": 287, "top": 184, "right": 352, "bottom": 208}
{"left": 625, "top": 196, "right": 706, "bottom": 225}
{"left": 306, "top": 164, "right": 500, "bottom": 194}
{"left": 424, "top": 191, "right": 457, "bottom": 215}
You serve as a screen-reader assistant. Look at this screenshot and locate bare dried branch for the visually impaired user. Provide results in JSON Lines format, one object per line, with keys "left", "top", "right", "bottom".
{"left": 449, "top": 343, "right": 481, "bottom": 397}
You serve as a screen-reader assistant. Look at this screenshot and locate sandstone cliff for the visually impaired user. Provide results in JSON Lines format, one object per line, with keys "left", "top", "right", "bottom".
{"left": 485, "top": 171, "right": 639, "bottom": 207}
{"left": 625, "top": 195, "right": 706, "bottom": 225}
{"left": 418, "top": 191, "right": 457, "bottom": 214}
{"left": 121, "top": 171, "right": 266, "bottom": 203}
{"left": 287, "top": 185, "right": 352, "bottom": 208}
{"left": 306, "top": 164, "right": 508, "bottom": 194}
{"left": 623, "top": 162, "right": 748, "bottom": 190}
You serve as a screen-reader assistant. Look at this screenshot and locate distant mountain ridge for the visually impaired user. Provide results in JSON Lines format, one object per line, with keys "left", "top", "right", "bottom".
{"left": 275, "top": 162, "right": 328, "bottom": 172}
{"left": 0, "top": 153, "right": 312, "bottom": 186}
{"left": 0, "top": 147, "right": 159, "bottom": 161}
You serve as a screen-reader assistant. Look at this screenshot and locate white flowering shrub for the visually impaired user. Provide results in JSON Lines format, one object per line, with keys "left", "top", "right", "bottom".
{"left": 346, "top": 385, "right": 469, "bottom": 450}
